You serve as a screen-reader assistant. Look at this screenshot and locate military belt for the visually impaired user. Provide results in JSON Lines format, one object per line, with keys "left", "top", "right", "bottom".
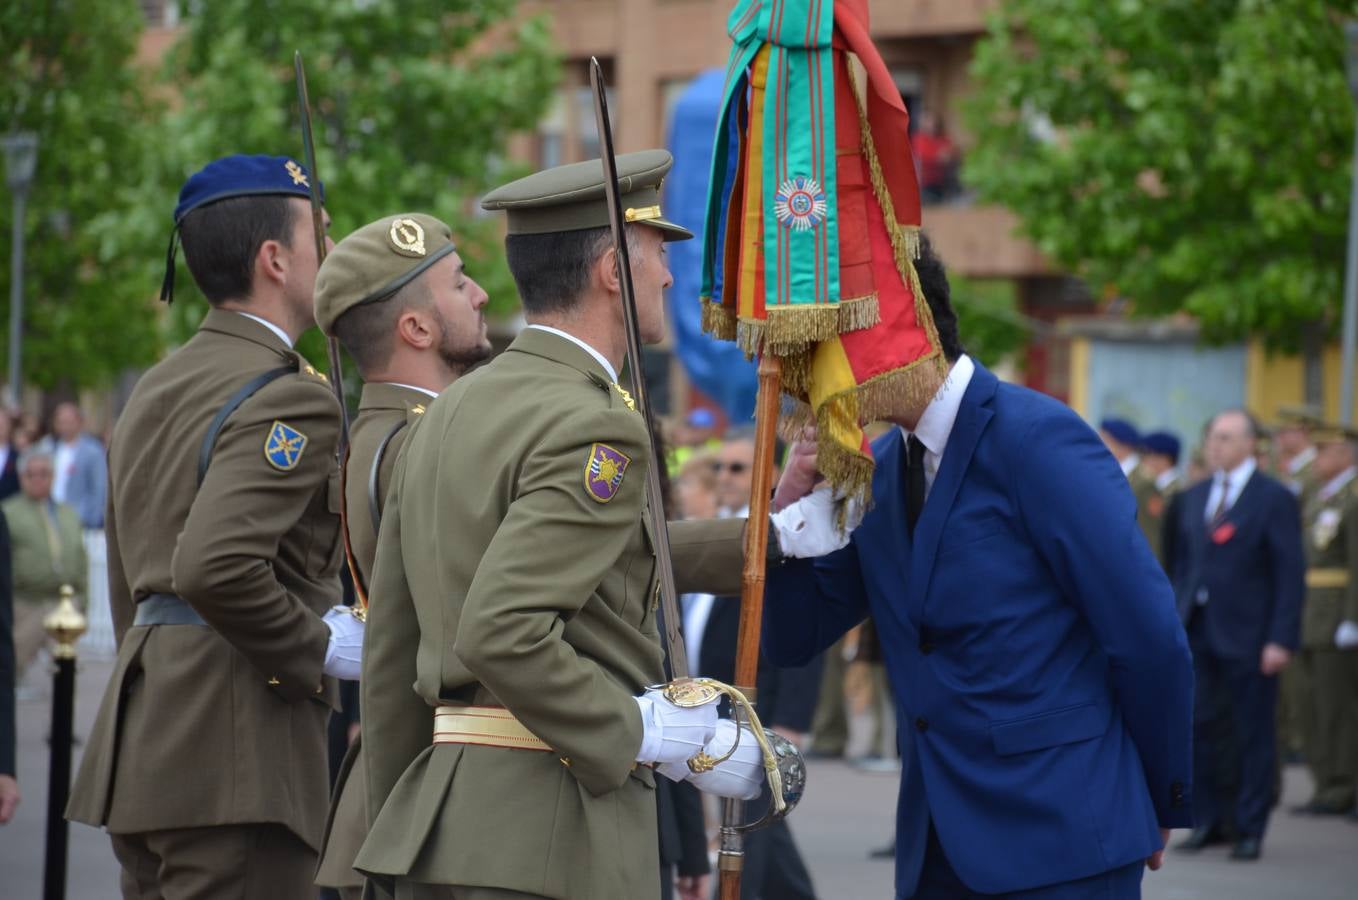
{"left": 433, "top": 705, "right": 552, "bottom": 752}
{"left": 1306, "top": 568, "right": 1351, "bottom": 589}
{"left": 133, "top": 593, "right": 208, "bottom": 627}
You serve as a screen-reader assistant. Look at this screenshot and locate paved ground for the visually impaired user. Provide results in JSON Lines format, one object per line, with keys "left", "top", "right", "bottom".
{"left": 5, "top": 656, "right": 1358, "bottom": 898}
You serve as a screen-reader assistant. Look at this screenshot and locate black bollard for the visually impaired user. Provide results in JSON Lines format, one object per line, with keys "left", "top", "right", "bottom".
{"left": 42, "top": 586, "right": 86, "bottom": 900}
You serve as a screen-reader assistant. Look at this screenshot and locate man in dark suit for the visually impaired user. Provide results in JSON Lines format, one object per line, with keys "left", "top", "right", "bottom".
{"left": 0, "top": 410, "right": 20, "bottom": 501}
{"left": 764, "top": 239, "right": 1193, "bottom": 900}
{"left": 696, "top": 590, "right": 822, "bottom": 900}
{"left": 1164, "top": 408, "right": 1305, "bottom": 860}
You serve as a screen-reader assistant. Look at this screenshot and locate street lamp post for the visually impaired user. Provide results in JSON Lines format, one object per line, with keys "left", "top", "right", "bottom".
{"left": 2, "top": 131, "right": 38, "bottom": 412}
{"left": 1341, "top": 24, "right": 1358, "bottom": 425}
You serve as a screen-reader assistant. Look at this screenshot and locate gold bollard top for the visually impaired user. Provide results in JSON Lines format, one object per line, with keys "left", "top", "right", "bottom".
{"left": 44, "top": 585, "right": 88, "bottom": 660}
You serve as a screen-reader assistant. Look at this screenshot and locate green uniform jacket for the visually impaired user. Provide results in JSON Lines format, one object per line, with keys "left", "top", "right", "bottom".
{"left": 0, "top": 495, "right": 87, "bottom": 604}
{"left": 67, "top": 309, "right": 343, "bottom": 848}
{"left": 317, "top": 382, "right": 427, "bottom": 890}
{"left": 356, "top": 328, "right": 752, "bottom": 898}
{"left": 1301, "top": 475, "right": 1358, "bottom": 648}
{"left": 1130, "top": 464, "right": 1166, "bottom": 564}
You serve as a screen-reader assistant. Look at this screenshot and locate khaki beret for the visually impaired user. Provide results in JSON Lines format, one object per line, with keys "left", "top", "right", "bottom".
{"left": 314, "top": 213, "right": 457, "bottom": 337}
{"left": 1311, "top": 420, "right": 1358, "bottom": 444}
{"left": 480, "top": 149, "right": 692, "bottom": 241}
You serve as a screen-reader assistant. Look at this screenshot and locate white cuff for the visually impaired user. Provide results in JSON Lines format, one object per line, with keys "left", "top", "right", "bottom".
{"left": 771, "top": 483, "right": 862, "bottom": 558}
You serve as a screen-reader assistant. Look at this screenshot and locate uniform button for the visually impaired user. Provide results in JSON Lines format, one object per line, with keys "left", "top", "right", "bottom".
{"left": 915, "top": 718, "right": 928, "bottom": 733}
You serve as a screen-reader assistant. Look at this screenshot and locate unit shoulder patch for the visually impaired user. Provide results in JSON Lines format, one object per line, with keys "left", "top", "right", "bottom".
{"left": 584, "top": 442, "right": 631, "bottom": 503}
{"left": 265, "top": 420, "right": 309, "bottom": 471}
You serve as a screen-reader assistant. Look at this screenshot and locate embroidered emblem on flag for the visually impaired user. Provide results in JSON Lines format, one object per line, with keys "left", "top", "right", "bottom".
{"left": 774, "top": 176, "right": 827, "bottom": 231}
{"left": 264, "top": 420, "right": 308, "bottom": 472}
{"left": 584, "top": 442, "right": 631, "bottom": 503}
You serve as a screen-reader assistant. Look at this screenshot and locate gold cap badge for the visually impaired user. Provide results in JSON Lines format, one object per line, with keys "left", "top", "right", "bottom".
{"left": 284, "top": 160, "right": 309, "bottom": 187}
{"left": 389, "top": 217, "right": 427, "bottom": 257}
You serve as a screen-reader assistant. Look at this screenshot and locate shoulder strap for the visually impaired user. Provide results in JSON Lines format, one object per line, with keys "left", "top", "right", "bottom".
{"left": 197, "top": 365, "right": 296, "bottom": 486}
{"left": 368, "top": 419, "right": 410, "bottom": 531}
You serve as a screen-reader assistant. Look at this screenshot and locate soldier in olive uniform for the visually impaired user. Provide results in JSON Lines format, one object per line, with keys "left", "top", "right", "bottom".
{"left": 1139, "top": 431, "right": 1183, "bottom": 569}
{"left": 1292, "top": 422, "right": 1358, "bottom": 815}
{"left": 66, "top": 156, "right": 366, "bottom": 898}
{"left": 357, "top": 152, "right": 800, "bottom": 899}
{"left": 1273, "top": 405, "right": 1322, "bottom": 502}
{"left": 312, "top": 213, "right": 492, "bottom": 898}
{"left": 1099, "top": 418, "right": 1163, "bottom": 552}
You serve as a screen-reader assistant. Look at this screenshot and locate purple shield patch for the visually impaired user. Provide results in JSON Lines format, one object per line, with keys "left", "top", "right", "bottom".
{"left": 584, "top": 442, "right": 631, "bottom": 503}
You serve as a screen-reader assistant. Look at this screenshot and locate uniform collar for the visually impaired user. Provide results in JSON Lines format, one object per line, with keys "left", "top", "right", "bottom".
{"left": 236, "top": 312, "right": 293, "bottom": 348}
{"left": 510, "top": 326, "right": 617, "bottom": 386}
{"left": 359, "top": 381, "right": 435, "bottom": 412}
{"left": 198, "top": 307, "right": 294, "bottom": 356}
{"left": 524, "top": 324, "right": 618, "bottom": 384}
{"left": 1287, "top": 445, "right": 1316, "bottom": 475}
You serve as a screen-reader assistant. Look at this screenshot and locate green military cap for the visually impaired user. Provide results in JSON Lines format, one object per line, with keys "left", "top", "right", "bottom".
{"left": 480, "top": 149, "right": 692, "bottom": 241}
{"left": 1274, "top": 404, "right": 1324, "bottom": 429}
{"left": 314, "top": 213, "right": 457, "bottom": 336}
{"left": 1311, "top": 420, "right": 1358, "bottom": 444}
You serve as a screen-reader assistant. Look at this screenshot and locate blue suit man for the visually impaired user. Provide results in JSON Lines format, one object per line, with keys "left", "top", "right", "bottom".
{"left": 763, "top": 241, "right": 1193, "bottom": 899}
{"left": 39, "top": 402, "right": 106, "bottom": 530}
{"left": 1162, "top": 410, "right": 1304, "bottom": 860}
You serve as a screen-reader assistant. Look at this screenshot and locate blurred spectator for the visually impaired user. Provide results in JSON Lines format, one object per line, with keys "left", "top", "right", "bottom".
{"left": 667, "top": 407, "right": 723, "bottom": 472}
{"left": 0, "top": 506, "right": 15, "bottom": 824}
{"left": 1142, "top": 431, "right": 1184, "bottom": 496}
{"left": 39, "top": 402, "right": 106, "bottom": 530}
{"left": 1164, "top": 409, "right": 1305, "bottom": 861}
{"left": 674, "top": 451, "right": 720, "bottom": 520}
{"left": 911, "top": 111, "right": 960, "bottom": 204}
{"left": 0, "top": 411, "right": 19, "bottom": 501}
{"left": 1, "top": 450, "right": 87, "bottom": 673}
{"left": 12, "top": 413, "right": 40, "bottom": 453}
{"left": 713, "top": 432, "right": 756, "bottom": 516}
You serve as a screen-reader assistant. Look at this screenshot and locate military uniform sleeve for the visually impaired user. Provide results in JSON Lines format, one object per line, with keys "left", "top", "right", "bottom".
{"left": 360, "top": 452, "right": 431, "bottom": 830}
{"left": 170, "top": 375, "right": 335, "bottom": 701}
{"left": 669, "top": 517, "right": 759, "bottom": 597}
{"left": 454, "top": 405, "right": 649, "bottom": 795}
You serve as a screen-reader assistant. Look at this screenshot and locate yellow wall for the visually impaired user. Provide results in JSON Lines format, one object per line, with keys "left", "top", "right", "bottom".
{"left": 1068, "top": 336, "right": 1090, "bottom": 416}
{"left": 1246, "top": 341, "right": 1358, "bottom": 424}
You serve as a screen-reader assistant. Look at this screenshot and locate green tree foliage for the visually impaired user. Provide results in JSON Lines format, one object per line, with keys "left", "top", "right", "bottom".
{"left": 965, "top": 0, "right": 1358, "bottom": 349}
{"left": 141, "top": 0, "right": 559, "bottom": 366}
{"left": 1, "top": 0, "right": 163, "bottom": 391}
{"left": 951, "top": 274, "right": 1028, "bottom": 368}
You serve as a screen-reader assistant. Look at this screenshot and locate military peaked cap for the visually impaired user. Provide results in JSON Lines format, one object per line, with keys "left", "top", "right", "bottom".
{"left": 481, "top": 149, "right": 692, "bottom": 241}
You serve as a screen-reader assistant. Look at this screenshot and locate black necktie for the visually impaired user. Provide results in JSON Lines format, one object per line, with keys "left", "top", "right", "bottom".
{"left": 905, "top": 435, "right": 927, "bottom": 536}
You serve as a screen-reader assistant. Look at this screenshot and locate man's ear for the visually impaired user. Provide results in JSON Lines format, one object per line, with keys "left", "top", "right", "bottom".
{"left": 595, "top": 245, "right": 621, "bottom": 296}
{"left": 255, "top": 238, "right": 289, "bottom": 289}
{"left": 395, "top": 308, "right": 434, "bottom": 351}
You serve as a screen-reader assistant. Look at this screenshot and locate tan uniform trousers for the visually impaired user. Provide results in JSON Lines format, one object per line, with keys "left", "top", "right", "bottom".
{"left": 110, "top": 823, "right": 315, "bottom": 900}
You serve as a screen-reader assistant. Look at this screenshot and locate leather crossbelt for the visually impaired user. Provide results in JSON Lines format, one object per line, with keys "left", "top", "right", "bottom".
{"left": 433, "top": 705, "right": 552, "bottom": 752}
{"left": 1306, "top": 568, "right": 1350, "bottom": 589}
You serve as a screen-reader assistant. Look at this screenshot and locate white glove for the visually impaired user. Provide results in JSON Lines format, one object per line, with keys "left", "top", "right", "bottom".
{"left": 658, "top": 719, "right": 764, "bottom": 800}
{"left": 322, "top": 605, "right": 365, "bottom": 680}
{"left": 771, "top": 483, "right": 863, "bottom": 558}
{"left": 634, "top": 688, "right": 719, "bottom": 765}
{"left": 1335, "top": 620, "right": 1358, "bottom": 650}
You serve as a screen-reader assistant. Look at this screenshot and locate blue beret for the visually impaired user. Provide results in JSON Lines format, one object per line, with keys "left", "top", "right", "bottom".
{"left": 162, "top": 154, "right": 325, "bottom": 303}
{"left": 1143, "top": 431, "right": 1181, "bottom": 463}
{"left": 174, "top": 154, "right": 323, "bottom": 223}
{"left": 1099, "top": 418, "right": 1141, "bottom": 447}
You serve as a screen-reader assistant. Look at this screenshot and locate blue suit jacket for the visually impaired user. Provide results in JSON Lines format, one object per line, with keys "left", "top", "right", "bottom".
{"left": 1163, "top": 471, "right": 1303, "bottom": 658}
{"left": 41, "top": 433, "right": 106, "bottom": 529}
{"left": 763, "top": 363, "right": 1194, "bottom": 897}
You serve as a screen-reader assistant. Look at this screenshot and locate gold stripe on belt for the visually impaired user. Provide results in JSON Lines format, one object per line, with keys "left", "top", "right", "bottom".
{"left": 433, "top": 705, "right": 552, "bottom": 752}
{"left": 1306, "top": 568, "right": 1351, "bottom": 589}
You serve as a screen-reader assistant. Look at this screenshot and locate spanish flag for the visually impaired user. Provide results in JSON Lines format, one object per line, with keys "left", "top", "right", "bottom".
{"left": 699, "top": 0, "right": 946, "bottom": 502}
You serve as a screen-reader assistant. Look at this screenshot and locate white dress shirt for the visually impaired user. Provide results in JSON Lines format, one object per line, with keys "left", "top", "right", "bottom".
{"left": 1204, "top": 457, "right": 1256, "bottom": 522}
{"left": 386, "top": 382, "right": 439, "bottom": 400}
{"left": 525, "top": 324, "right": 618, "bottom": 383}
{"left": 1317, "top": 466, "right": 1357, "bottom": 504}
{"left": 237, "top": 311, "right": 294, "bottom": 348}
{"left": 896, "top": 354, "right": 976, "bottom": 499}
{"left": 682, "top": 593, "right": 716, "bottom": 671}
{"left": 53, "top": 441, "right": 76, "bottom": 503}
{"left": 1286, "top": 446, "right": 1317, "bottom": 476}
{"left": 1155, "top": 468, "right": 1181, "bottom": 493}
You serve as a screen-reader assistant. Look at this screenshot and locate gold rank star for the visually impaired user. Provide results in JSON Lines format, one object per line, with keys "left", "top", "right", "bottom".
{"left": 613, "top": 383, "right": 636, "bottom": 411}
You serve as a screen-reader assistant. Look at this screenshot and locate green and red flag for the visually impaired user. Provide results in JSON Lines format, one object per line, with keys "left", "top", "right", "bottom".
{"left": 699, "top": 0, "right": 946, "bottom": 501}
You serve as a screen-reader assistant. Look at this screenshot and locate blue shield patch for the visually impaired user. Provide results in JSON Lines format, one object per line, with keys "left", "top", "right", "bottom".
{"left": 264, "top": 420, "right": 308, "bottom": 472}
